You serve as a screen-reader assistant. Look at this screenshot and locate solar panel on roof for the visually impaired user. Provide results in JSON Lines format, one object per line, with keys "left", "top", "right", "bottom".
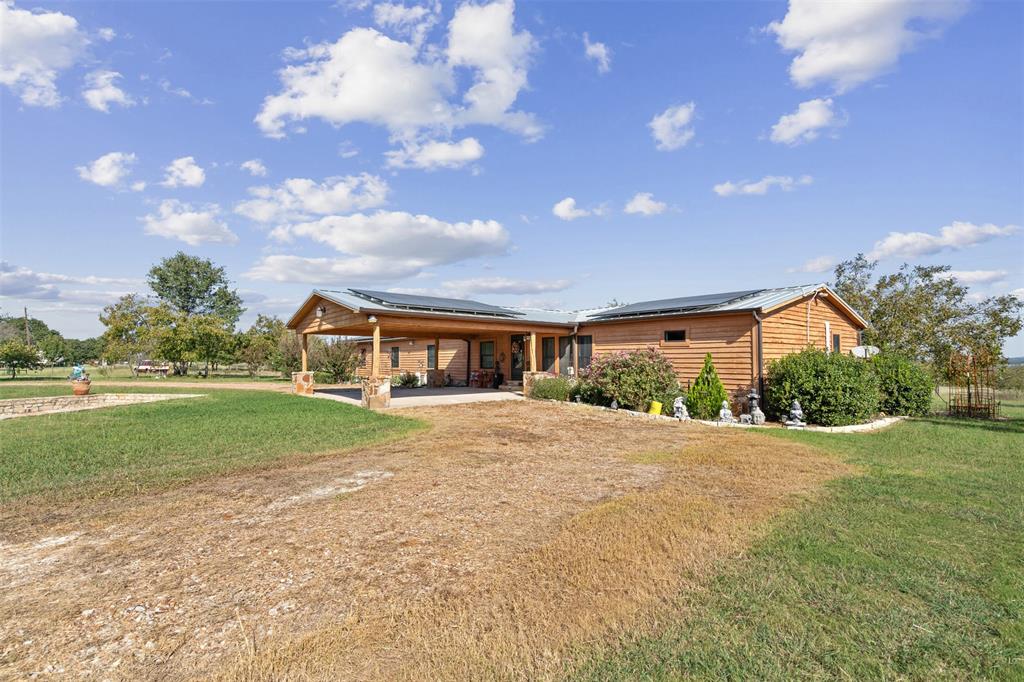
{"left": 592, "top": 289, "right": 764, "bottom": 319}
{"left": 348, "top": 288, "right": 524, "bottom": 317}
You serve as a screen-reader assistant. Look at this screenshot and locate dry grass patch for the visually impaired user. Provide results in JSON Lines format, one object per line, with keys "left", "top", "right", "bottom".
{"left": 218, "top": 405, "right": 850, "bottom": 682}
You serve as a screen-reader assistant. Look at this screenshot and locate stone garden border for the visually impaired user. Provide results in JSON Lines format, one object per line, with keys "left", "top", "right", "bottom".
{"left": 0, "top": 393, "right": 205, "bottom": 420}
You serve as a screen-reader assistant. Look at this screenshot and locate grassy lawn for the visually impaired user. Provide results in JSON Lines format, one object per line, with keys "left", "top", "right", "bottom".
{"left": 574, "top": 402, "right": 1024, "bottom": 680}
{"left": 0, "top": 387, "right": 423, "bottom": 503}
{"left": 1, "top": 364, "right": 289, "bottom": 382}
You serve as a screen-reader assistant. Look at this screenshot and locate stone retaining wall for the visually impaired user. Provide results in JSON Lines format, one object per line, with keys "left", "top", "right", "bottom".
{"left": 0, "top": 393, "right": 204, "bottom": 420}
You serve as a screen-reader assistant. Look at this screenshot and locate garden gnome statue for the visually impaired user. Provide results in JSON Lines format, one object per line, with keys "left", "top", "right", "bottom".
{"left": 610, "top": 399, "right": 618, "bottom": 410}
{"left": 673, "top": 396, "right": 689, "bottom": 420}
{"left": 785, "top": 400, "right": 805, "bottom": 429}
{"left": 748, "top": 390, "right": 766, "bottom": 426}
{"left": 718, "top": 400, "right": 735, "bottom": 423}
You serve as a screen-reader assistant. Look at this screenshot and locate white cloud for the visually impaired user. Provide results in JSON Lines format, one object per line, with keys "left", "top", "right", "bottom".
{"left": 441, "top": 277, "right": 571, "bottom": 295}
{"left": 158, "top": 77, "right": 211, "bottom": 105}
{"left": 130, "top": 181, "right": 146, "bottom": 192}
{"left": 0, "top": 1, "right": 89, "bottom": 107}
{"left": 714, "top": 174, "right": 813, "bottom": 197}
{"left": 81, "top": 69, "right": 135, "bottom": 112}
{"left": 552, "top": 197, "right": 594, "bottom": 221}
{"left": 76, "top": 151, "right": 137, "bottom": 188}
{"left": 235, "top": 174, "right": 389, "bottom": 224}
{"left": 0, "top": 261, "right": 138, "bottom": 306}
{"left": 624, "top": 192, "right": 666, "bottom": 216}
{"left": 241, "top": 159, "right": 268, "bottom": 177}
{"left": 788, "top": 255, "right": 835, "bottom": 274}
{"left": 868, "top": 221, "right": 1020, "bottom": 260}
{"left": 373, "top": 0, "right": 440, "bottom": 47}
{"left": 255, "top": 0, "right": 541, "bottom": 154}
{"left": 97, "top": 27, "right": 116, "bottom": 42}
{"left": 161, "top": 156, "right": 206, "bottom": 187}
{"left": 141, "top": 200, "right": 238, "bottom": 246}
{"left": 385, "top": 137, "right": 484, "bottom": 170}
{"left": 248, "top": 209, "right": 509, "bottom": 283}
{"left": 649, "top": 102, "right": 696, "bottom": 151}
{"left": 936, "top": 270, "right": 1009, "bottom": 285}
{"left": 770, "top": 98, "right": 839, "bottom": 145}
{"left": 583, "top": 32, "right": 611, "bottom": 74}
{"left": 338, "top": 141, "right": 360, "bottom": 158}
{"left": 767, "top": 0, "right": 968, "bottom": 93}
{"left": 1010, "top": 288, "right": 1024, "bottom": 301}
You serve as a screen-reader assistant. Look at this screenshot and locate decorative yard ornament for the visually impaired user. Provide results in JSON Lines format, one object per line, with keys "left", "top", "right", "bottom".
{"left": 718, "top": 400, "right": 735, "bottom": 423}
{"left": 69, "top": 364, "right": 91, "bottom": 396}
{"left": 851, "top": 345, "right": 880, "bottom": 359}
{"left": 748, "top": 390, "right": 765, "bottom": 426}
{"left": 673, "top": 396, "right": 689, "bottom": 420}
{"left": 69, "top": 365, "right": 88, "bottom": 381}
{"left": 610, "top": 399, "right": 618, "bottom": 410}
{"left": 785, "top": 400, "right": 806, "bottom": 429}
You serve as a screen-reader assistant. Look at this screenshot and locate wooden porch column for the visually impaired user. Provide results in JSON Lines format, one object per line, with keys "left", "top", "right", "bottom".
{"left": 300, "top": 333, "right": 308, "bottom": 372}
{"left": 371, "top": 323, "right": 381, "bottom": 379}
{"left": 528, "top": 331, "right": 537, "bottom": 372}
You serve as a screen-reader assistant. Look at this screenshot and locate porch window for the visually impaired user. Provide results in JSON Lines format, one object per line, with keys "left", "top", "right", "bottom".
{"left": 427, "top": 344, "right": 436, "bottom": 370}
{"left": 832, "top": 334, "right": 841, "bottom": 354}
{"left": 480, "top": 341, "right": 495, "bottom": 369}
{"left": 542, "top": 337, "right": 556, "bottom": 373}
{"left": 577, "top": 335, "right": 593, "bottom": 369}
{"left": 390, "top": 347, "right": 400, "bottom": 368}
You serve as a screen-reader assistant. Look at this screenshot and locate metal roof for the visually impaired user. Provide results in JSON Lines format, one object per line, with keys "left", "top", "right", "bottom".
{"left": 347, "top": 288, "right": 523, "bottom": 318}
{"left": 589, "top": 289, "right": 764, "bottom": 320}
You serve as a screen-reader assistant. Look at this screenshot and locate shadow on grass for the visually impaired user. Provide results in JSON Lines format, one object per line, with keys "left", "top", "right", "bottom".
{"left": 915, "top": 414, "right": 1024, "bottom": 434}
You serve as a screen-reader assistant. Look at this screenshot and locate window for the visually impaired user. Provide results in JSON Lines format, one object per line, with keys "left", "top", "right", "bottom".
{"left": 480, "top": 341, "right": 495, "bottom": 369}
{"left": 558, "top": 337, "right": 573, "bottom": 376}
{"left": 663, "top": 330, "right": 686, "bottom": 342}
{"left": 427, "top": 344, "right": 437, "bottom": 370}
{"left": 832, "top": 334, "right": 841, "bottom": 354}
{"left": 542, "top": 337, "right": 556, "bottom": 373}
{"left": 390, "top": 347, "right": 400, "bottom": 368}
{"left": 577, "top": 335, "right": 593, "bottom": 369}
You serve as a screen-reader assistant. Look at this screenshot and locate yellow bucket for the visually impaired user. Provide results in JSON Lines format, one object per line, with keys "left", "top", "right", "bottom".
{"left": 648, "top": 401, "right": 663, "bottom": 415}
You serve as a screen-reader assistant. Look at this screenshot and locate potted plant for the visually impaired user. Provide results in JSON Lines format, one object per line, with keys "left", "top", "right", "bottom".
{"left": 69, "top": 365, "right": 91, "bottom": 396}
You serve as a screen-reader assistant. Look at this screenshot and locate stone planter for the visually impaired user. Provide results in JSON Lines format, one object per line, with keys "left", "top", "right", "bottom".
{"left": 71, "top": 380, "right": 91, "bottom": 396}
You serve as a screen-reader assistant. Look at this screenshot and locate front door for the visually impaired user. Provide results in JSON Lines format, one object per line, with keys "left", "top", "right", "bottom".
{"left": 510, "top": 334, "right": 525, "bottom": 381}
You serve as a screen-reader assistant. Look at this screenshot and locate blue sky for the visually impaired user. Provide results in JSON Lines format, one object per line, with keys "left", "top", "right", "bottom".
{"left": 1, "top": 0, "right": 1022, "bottom": 352}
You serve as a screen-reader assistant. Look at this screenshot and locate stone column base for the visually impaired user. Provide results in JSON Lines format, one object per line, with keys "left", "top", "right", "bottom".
{"left": 361, "top": 377, "right": 391, "bottom": 409}
{"left": 292, "top": 371, "right": 315, "bottom": 396}
{"left": 522, "top": 371, "right": 555, "bottom": 397}
{"left": 426, "top": 369, "right": 445, "bottom": 388}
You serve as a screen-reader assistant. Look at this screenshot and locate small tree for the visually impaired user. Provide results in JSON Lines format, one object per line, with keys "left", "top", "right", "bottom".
{"left": 100, "top": 294, "right": 155, "bottom": 376}
{"left": 275, "top": 329, "right": 325, "bottom": 376}
{"left": 0, "top": 339, "right": 41, "bottom": 377}
{"left": 320, "top": 338, "right": 360, "bottom": 383}
{"left": 237, "top": 315, "right": 283, "bottom": 378}
{"left": 38, "top": 334, "right": 69, "bottom": 366}
{"left": 687, "top": 353, "right": 729, "bottom": 420}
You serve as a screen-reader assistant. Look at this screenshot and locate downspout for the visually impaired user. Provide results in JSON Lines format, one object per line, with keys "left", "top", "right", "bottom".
{"left": 752, "top": 310, "right": 764, "bottom": 398}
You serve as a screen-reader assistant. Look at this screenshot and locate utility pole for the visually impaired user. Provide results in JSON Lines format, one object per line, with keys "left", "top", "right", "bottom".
{"left": 23, "top": 307, "right": 32, "bottom": 345}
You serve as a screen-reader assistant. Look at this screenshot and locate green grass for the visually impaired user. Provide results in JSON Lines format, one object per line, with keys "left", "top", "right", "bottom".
{"left": 0, "top": 387, "right": 423, "bottom": 503}
{"left": 574, "top": 402, "right": 1024, "bottom": 680}
{"left": 1, "top": 364, "right": 289, "bottom": 382}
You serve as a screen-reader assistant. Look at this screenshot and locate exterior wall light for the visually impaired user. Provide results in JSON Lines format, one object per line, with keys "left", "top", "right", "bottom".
{"left": 315, "top": 304, "right": 327, "bottom": 318}
{"left": 367, "top": 315, "right": 378, "bottom": 324}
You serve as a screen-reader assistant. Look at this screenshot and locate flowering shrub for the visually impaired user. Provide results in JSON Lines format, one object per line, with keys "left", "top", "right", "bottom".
{"left": 575, "top": 348, "right": 680, "bottom": 412}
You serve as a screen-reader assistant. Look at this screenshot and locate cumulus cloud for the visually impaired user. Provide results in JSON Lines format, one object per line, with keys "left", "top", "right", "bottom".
{"left": 76, "top": 151, "right": 138, "bottom": 188}
{"left": 385, "top": 137, "right": 484, "bottom": 170}
{"left": 552, "top": 197, "right": 594, "bottom": 221}
{"left": 81, "top": 69, "right": 135, "bottom": 112}
{"left": 624, "top": 192, "right": 666, "bottom": 216}
{"left": 770, "top": 98, "right": 839, "bottom": 145}
{"left": 141, "top": 200, "right": 238, "bottom": 245}
{"left": 373, "top": 0, "right": 440, "bottom": 47}
{"left": 767, "top": 0, "right": 968, "bottom": 93}
{"left": 255, "top": 0, "right": 541, "bottom": 160}
{"left": 248, "top": 210, "right": 510, "bottom": 284}
{"left": 0, "top": 261, "right": 138, "bottom": 306}
{"left": 97, "top": 27, "right": 116, "bottom": 41}
{"left": 240, "top": 159, "right": 268, "bottom": 177}
{"left": 867, "top": 221, "right": 1019, "bottom": 260}
{"left": 713, "top": 174, "right": 813, "bottom": 197}
{"left": 649, "top": 102, "right": 696, "bottom": 151}
{"left": 787, "top": 255, "right": 835, "bottom": 274}
{"left": 583, "top": 32, "right": 611, "bottom": 74}
{"left": 935, "top": 270, "right": 1009, "bottom": 285}
{"left": 159, "top": 77, "right": 212, "bottom": 105}
{"left": 0, "top": 1, "right": 89, "bottom": 107}
{"left": 161, "top": 156, "right": 206, "bottom": 187}
{"left": 235, "top": 174, "right": 389, "bottom": 224}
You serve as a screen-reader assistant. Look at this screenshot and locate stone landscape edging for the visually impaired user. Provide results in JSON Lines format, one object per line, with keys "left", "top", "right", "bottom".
{"left": 0, "top": 393, "right": 205, "bottom": 419}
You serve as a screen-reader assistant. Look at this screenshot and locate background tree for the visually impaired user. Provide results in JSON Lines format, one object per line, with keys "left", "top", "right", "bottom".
{"left": 276, "top": 329, "right": 325, "bottom": 376}
{"left": 237, "top": 315, "right": 284, "bottom": 378}
{"left": 38, "top": 334, "right": 69, "bottom": 366}
{"left": 99, "top": 295, "right": 156, "bottom": 376}
{"left": 0, "top": 339, "right": 41, "bottom": 377}
{"left": 147, "top": 252, "right": 245, "bottom": 325}
{"left": 320, "top": 338, "right": 360, "bottom": 383}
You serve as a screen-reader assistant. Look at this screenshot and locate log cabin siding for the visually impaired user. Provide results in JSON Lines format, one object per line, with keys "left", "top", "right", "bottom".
{"left": 578, "top": 312, "right": 757, "bottom": 395}
{"left": 761, "top": 295, "right": 861, "bottom": 363}
{"left": 354, "top": 338, "right": 469, "bottom": 381}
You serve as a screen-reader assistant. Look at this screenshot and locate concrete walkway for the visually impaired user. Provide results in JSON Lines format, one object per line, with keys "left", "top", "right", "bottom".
{"left": 313, "top": 386, "right": 524, "bottom": 408}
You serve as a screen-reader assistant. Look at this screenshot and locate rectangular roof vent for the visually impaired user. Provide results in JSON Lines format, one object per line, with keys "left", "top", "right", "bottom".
{"left": 348, "top": 288, "right": 525, "bottom": 318}
{"left": 591, "top": 289, "right": 764, "bottom": 320}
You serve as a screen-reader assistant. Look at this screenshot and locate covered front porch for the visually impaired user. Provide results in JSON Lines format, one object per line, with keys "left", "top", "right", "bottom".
{"left": 286, "top": 289, "right": 577, "bottom": 409}
{"left": 314, "top": 386, "right": 524, "bottom": 409}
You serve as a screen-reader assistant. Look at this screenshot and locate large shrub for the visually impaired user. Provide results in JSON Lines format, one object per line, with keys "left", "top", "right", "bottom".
{"left": 870, "top": 353, "right": 934, "bottom": 416}
{"left": 686, "top": 353, "right": 729, "bottom": 420}
{"left": 765, "top": 348, "right": 879, "bottom": 426}
{"left": 530, "top": 376, "right": 573, "bottom": 401}
{"left": 576, "top": 348, "right": 679, "bottom": 411}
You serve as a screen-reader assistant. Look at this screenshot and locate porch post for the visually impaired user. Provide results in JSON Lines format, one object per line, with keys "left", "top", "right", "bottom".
{"left": 292, "top": 333, "right": 314, "bottom": 396}
{"left": 300, "top": 333, "right": 308, "bottom": 372}
{"left": 427, "top": 335, "right": 444, "bottom": 387}
{"left": 371, "top": 323, "right": 381, "bottom": 379}
{"left": 362, "top": 321, "right": 390, "bottom": 409}
{"left": 529, "top": 331, "right": 537, "bottom": 371}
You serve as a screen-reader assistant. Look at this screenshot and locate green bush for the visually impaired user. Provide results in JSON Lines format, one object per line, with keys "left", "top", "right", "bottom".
{"left": 576, "top": 348, "right": 680, "bottom": 411}
{"left": 870, "top": 353, "right": 934, "bottom": 416}
{"left": 396, "top": 371, "right": 420, "bottom": 388}
{"left": 530, "top": 376, "right": 573, "bottom": 401}
{"left": 765, "top": 348, "right": 879, "bottom": 426}
{"left": 686, "top": 353, "right": 729, "bottom": 420}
